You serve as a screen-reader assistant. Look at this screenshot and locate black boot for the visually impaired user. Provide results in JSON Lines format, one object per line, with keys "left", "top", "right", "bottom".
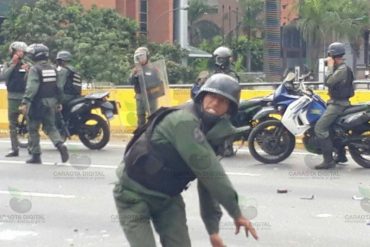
{"left": 222, "top": 139, "right": 235, "bottom": 157}
{"left": 5, "top": 150, "right": 19, "bottom": 157}
{"left": 26, "top": 154, "right": 42, "bottom": 164}
{"left": 56, "top": 143, "right": 69, "bottom": 163}
{"left": 334, "top": 147, "right": 348, "bottom": 163}
{"left": 315, "top": 138, "right": 336, "bottom": 169}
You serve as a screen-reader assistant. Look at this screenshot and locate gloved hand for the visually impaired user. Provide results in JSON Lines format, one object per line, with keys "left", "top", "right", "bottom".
{"left": 19, "top": 104, "right": 28, "bottom": 115}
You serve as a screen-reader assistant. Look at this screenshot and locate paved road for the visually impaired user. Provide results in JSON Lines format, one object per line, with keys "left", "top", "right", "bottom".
{"left": 0, "top": 138, "right": 369, "bottom": 247}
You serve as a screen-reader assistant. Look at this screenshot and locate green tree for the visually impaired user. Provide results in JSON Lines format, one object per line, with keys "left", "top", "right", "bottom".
{"left": 188, "top": 0, "right": 218, "bottom": 45}
{"left": 238, "top": 0, "right": 264, "bottom": 38}
{"left": 296, "top": 0, "right": 369, "bottom": 74}
{"left": 0, "top": 0, "right": 138, "bottom": 84}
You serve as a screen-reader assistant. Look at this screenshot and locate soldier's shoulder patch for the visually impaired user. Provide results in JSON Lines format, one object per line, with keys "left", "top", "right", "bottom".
{"left": 193, "top": 127, "right": 205, "bottom": 143}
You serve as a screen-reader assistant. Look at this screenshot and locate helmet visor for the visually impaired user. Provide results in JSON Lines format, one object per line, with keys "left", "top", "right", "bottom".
{"left": 134, "top": 52, "right": 147, "bottom": 64}
{"left": 215, "top": 56, "right": 228, "bottom": 65}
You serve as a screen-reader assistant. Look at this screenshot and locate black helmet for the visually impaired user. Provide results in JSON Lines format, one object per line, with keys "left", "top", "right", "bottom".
{"left": 56, "top": 50, "right": 72, "bottom": 61}
{"left": 327, "top": 42, "right": 345, "bottom": 57}
{"left": 26, "top": 43, "right": 49, "bottom": 61}
{"left": 195, "top": 73, "right": 241, "bottom": 116}
{"left": 213, "top": 46, "right": 232, "bottom": 69}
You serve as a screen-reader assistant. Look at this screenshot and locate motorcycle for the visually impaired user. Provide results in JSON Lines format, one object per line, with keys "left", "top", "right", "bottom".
{"left": 220, "top": 72, "right": 307, "bottom": 157}
{"left": 247, "top": 81, "right": 370, "bottom": 168}
{"left": 16, "top": 91, "right": 118, "bottom": 150}
{"left": 251, "top": 72, "right": 312, "bottom": 123}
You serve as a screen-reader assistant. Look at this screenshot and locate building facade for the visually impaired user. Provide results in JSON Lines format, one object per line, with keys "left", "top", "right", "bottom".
{"left": 74, "top": 0, "right": 175, "bottom": 44}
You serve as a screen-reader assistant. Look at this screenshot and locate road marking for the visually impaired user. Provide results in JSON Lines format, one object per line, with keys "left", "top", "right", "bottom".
{"left": 0, "top": 160, "right": 117, "bottom": 169}
{"left": 0, "top": 139, "right": 126, "bottom": 148}
{"left": 0, "top": 230, "right": 38, "bottom": 241}
{"left": 0, "top": 190, "right": 76, "bottom": 199}
{"left": 0, "top": 160, "right": 263, "bottom": 177}
{"left": 226, "top": 172, "right": 261, "bottom": 176}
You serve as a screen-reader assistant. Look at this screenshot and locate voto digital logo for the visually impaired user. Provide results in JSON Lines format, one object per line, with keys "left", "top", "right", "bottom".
{"left": 8, "top": 187, "right": 32, "bottom": 214}
{"left": 359, "top": 185, "right": 370, "bottom": 213}
{"left": 221, "top": 196, "right": 271, "bottom": 231}
{"left": 344, "top": 185, "right": 370, "bottom": 224}
{"left": 287, "top": 154, "right": 341, "bottom": 180}
{"left": 53, "top": 145, "right": 105, "bottom": 180}
{"left": 0, "top": 187, "right": 45, "bottom": 224}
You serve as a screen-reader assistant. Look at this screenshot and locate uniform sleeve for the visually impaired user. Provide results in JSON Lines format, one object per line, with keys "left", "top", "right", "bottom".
{"left": 1, "top": 62, "right": 16, "bottom": 82}
{"left": 129, "top": 72, "right": 137, "bottom": 85}
{"left": 158, "top": 112, "right": 242, "bottom": 219}
{"left": 57, "top": 68, "right": 68, "bottom": 103}
{"left": 324, "top": 65, "right": 347, "bottom": 88}
{"left": 197, "top": 181, "right": 223, "bottom": 235}
{"left": 22, "top": 67, "right": 40, "bottom": 103}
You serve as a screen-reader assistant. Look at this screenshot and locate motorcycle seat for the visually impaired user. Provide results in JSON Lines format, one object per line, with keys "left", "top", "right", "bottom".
{"left": 340, "top": 105, "right": 369, "bottom": 116}
{"left": 67, "top": 97, "right": 85, "bottom": 108}
{"left": 239, "top": 96, "right": 272, "bottom": 110}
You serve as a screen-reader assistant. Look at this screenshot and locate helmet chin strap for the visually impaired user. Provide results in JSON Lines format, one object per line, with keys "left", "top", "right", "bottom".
{"left": 195, "top": 103, "right": 224, "bottom": 132}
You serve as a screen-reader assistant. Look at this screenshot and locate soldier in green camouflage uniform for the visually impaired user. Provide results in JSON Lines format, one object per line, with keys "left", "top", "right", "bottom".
{"left": 113, "top": 74, "right": 258, "bottom": 247}
{"left": 314, "top": 42, "right": 354, "bottom": 169}
{"left": 55, "top": 50, "right": 82, "bottom": 105}
{"left": 212, "top": 46, "right": 240, "bottom": 157}
{"left": 19, "top": 44, "right": 69, "bottom": 164}
{"left": 129, "top": 47, "right": 160, "bottom": 127}
{"left": 1, "top": 41, "right": 29, "bottom": 157}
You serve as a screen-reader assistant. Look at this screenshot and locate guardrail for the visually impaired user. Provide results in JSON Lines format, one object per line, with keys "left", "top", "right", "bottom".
{"left": 80, "top": 80, "right": 370, "bottom": 90}
{"left": 0, "top": 84, "right": 369, "bottom": 134}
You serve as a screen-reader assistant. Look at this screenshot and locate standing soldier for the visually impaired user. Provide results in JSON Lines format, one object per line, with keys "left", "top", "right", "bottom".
{"left": 55, "top": 50, "right": 82, "bottom": 105}
{"left": 213, "top": 46, "right": 240, "bottom": 157}
{"left": 314, "top": 42, "right": 354, "bottom": 169}
{"left": 213, "top": 46, "right": 240, "bottom": 82}
{"left": 129, "top": 47, "right": 162, "bottom": 127}
{"left": 113, "top": 74, "right": 258, "bottom": 247}
{"left": 2, "top": 41, "right": 29, "bottom": 157}
{"left": 19, "top": 43, "right": 69, "bottom": 164}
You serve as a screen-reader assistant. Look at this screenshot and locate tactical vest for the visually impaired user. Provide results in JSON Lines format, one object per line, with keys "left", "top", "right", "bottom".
{"left": 34, "top": 63, "right": 58, "bottom": 98}
{"left": 6, "top": 63, "right": 27, "bottom": 93}
{"left": 329, "top": 65, "right": 354, "bottom": 100}
{"left": 214, "top": 69, "right": 240, "bottom": 82}
{"left": 64, "top": 66, "right": 82, "bottom": 96}
{"left": 124, "top": 106, "right": 197, "bottom": 196}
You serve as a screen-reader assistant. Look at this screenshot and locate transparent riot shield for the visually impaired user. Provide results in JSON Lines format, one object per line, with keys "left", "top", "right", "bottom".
{"left": 151, "top": 59, "right": 171, "bottom": 107}
{"left": 136, "top": 63, "right": 152, "bottom": 115}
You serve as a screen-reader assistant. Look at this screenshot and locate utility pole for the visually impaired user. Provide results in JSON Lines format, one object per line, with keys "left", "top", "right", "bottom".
{"left": 236, "top": 7, "right": 239, "bottom": 42}
{"left": 247, "top": 5, "right": 251, "bottom": 72}
{"left": 228, "top": 5, "right": 231, "bottom": 45}
{"left": 222, "top": 5, "right": 225, "bottom": 44}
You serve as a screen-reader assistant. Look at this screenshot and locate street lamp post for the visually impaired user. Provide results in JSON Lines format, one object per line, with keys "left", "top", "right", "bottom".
{"left": 149, "top": 6, "right": 189, "bottom": 44}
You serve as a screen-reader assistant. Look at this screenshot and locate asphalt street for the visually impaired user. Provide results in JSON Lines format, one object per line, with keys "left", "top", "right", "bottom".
{"left": 0, "top": 138, "right": 369, "bottom": 247}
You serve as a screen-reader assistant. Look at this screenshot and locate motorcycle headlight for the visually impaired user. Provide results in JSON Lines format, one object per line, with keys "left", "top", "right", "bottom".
{"left": 277, "top": 105, "right": 285, "bottom": 113}
{"left": 105, "top": 110, "right": 114, "bottom": 119}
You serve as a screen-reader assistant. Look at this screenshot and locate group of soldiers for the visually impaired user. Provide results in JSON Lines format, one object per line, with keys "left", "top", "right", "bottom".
{"left": 2, "top": 41, "right": 82, "bottom": 164}
{"left": 114, "top": 42, "right": 354, "bottom": 247}
{"left": 2, "top": 40, "right": 353, "bottom": 246}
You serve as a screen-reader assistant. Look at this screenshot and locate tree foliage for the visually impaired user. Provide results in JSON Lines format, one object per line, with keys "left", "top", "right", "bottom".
{"left": 296, "top": 0, "right": 370, "bottom": 72}
{"left": 0, "top": 0, "right": 138, "bottom": 84}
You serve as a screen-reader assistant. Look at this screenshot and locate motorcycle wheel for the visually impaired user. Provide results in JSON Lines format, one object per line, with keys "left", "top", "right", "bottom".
{"left": 248, "top": 119, "right": 295, "bottom": 164}
{"left": 348, "top": 129, "right": 370, "bottom": 168}
{"left": 78, "top": 114, "right": 110, "bottom": 150}
{"left": 16, "top": 114, "right": 28, "bottom": 148}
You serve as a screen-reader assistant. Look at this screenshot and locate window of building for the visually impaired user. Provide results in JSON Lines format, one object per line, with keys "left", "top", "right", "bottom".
{"left": 140, "top": 0, "right": 148, "bottom": 34}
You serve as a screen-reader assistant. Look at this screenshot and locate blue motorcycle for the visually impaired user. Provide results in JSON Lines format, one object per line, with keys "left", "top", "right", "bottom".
{"left": 247, "top": 81, "right": 370, "bottom": 168}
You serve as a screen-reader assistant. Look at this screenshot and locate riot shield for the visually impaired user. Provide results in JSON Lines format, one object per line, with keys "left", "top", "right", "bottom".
{"left": 137, "top": 59, "right": 171, "bottom": 116}
{"left": 151, "top": 59, "right": 171, "bottom": 107}
{"left": 136, "top": 64, "right": 152, "bottom": 115}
